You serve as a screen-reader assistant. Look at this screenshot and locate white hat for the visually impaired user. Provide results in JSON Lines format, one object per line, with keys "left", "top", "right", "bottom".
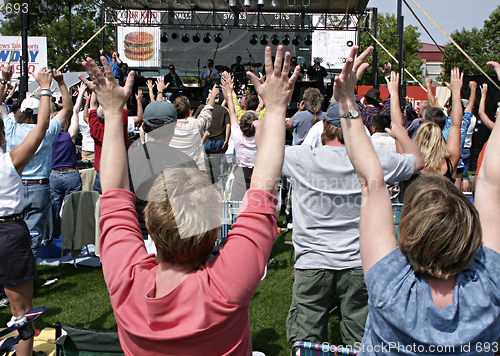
{"left": 20, "top": 97, "right": 40, "bottom": 115}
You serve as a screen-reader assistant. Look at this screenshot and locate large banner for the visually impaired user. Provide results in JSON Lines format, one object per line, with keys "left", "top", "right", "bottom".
{"left": 0, "top": 36, "right": 47, "bottom": 79}
{"left": 116, "top": 10, "right": 161, "bottom": 68}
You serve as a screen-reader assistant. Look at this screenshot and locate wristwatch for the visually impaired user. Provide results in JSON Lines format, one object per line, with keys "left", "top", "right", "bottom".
{"left": 340, "top": 108, "right": 360, "bottom": 119}
{"left": 0, "top": 79, "right": 7, "bottom": 85}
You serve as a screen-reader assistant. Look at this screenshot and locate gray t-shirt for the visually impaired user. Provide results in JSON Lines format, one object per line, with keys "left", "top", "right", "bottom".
{"left": 291, "top": 110, "right": 324, "bottom": 145}
{"left": 282, "top": 145, "right": 415, "bottom": 270}
{"left": 361, "top": 246, "right": 500, "bottom": 355}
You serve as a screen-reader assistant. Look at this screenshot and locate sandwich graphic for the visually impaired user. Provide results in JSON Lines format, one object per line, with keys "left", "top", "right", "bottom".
{"left": 124, "top": 32, "right": 154, "bottom": 61}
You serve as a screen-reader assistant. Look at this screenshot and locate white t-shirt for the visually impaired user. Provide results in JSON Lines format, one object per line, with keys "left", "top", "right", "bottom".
{"left": 79, "top": 111, "right": 94, "bottom": 153}
{"left": 0, "top": 151, "right": 24, "bottom": 216}
{"left": 464, "top": 114, "right": 477, "bottom": 149}
{"left": 231, "top": 123, "right": 257, "bottom": 168}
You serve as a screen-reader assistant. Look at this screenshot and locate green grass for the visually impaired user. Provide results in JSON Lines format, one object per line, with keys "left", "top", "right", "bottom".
{"left": 0, "top": 217, "right": 343, "bottom": 356}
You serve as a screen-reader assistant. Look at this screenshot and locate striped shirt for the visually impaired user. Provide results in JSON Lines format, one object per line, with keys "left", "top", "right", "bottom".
{"left": 170, "top": 105, "right": 213, "bottom": 171}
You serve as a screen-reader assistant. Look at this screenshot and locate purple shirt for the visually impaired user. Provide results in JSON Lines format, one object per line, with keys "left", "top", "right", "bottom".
{"left": 51, "top": 131, "right": 77, "bottom": 169}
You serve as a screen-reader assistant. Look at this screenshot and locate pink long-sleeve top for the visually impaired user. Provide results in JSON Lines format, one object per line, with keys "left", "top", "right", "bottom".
{"left": 99, "top": 188, "right": 277, "bottom": 356}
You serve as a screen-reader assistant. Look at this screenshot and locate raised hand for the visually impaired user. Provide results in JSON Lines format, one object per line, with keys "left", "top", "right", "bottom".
{"left": 444, "top": 67, "right": 463, "bottom": 92}
{"left": 334, "top": 46, "right": 373, "bottom": 103}
{"left": 135, "top": 88, "right": 143, "bottom": 102}
{"left": 32, "top": 67, "right": 53, "bottom": 89}
{"left": 209, "top": 84, "right": 219, "bottom": 98}
{"left": 487, "top": 61, "right": 500, "bottom": 78}
{"left": 386, "top": 71, "right": 399, "bottom": 96}
{"left": 380, "top": 62, "right": 392, "bottom": 77}
{"left": 220, "top": 71, "right": 233, "bottom": 94}
{"left": 469, "top": 81, "right": 477, "bottom": 91}
{"left": 52, "top": 69, "right": 64, "bottom": 84}
{"left": 2, "top": 64, "right": 13, "bottom": 82}
{"left": 146, "top": 79, "right": 153, "bottom": 91}
{"left": 78, "top": 56, "right": 134, "bottom": 115}
{"left": 425, "top": 77, "right": 433, "bottom": 86}
{"left": 155, "top": 76, "right": 165, "bottom": 93}
{"left": 77, "top": 82, "right": 87, "bottom": 94}
{"left": 480, "top": 83, "right": 488, "bottom": 97}
{"left": 247, "top": 45, "right": 299, "bottom": 109}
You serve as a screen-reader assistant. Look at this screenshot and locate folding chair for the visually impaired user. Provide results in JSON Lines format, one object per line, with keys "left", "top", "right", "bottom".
{"left": 55, "top": 322, "right": 124, "bottom": 356}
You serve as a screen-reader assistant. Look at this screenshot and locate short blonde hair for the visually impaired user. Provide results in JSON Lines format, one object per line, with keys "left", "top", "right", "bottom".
{"left": 414, "top": 122, "right": 450, "bottom": 173}
{"left": 399, "top": 174, "right": 482, "bottom": 279}
{"left": 144, "top": 167, "right": 221, "bottom": 267}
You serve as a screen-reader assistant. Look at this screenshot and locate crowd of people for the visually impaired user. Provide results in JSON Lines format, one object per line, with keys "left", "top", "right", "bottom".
{"left": 1, "top": 41, "right": 500, "bottom": 356}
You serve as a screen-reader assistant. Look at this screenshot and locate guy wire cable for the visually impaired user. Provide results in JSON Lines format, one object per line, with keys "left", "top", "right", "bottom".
{"left": 402, "top": 0, "right": 444, "bottom": 55}
{"left": 29, "top": 24, "right": 107, "bottom": 97}
{"left": 366, "top": 31, "right": 427, "bottom": 93}
{"left": 410, "top": 0, "right": 500, "bottom": 91}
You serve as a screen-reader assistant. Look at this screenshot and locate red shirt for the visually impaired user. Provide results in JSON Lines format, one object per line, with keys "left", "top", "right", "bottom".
{"left": 89, "top": 109, "right": 130, "bottom": 171}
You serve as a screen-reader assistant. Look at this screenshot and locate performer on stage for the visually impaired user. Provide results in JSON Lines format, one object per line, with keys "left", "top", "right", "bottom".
{"left": 231, "top": 56, "right": 246, "bottom": 75}
{"left": 200, "top": 59, "right": 219, "bottom": 102}
{"left": 289, "top": 56, "right": 304, "bottom": 81}
{"left": 307, "top": 57, "right": 327, "bottom": 95}
{"left": 164, "top": 64, "right": 184, "bottom": 88}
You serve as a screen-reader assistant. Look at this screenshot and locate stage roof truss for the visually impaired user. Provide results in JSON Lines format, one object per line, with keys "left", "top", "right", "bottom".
{"left": 105, "top": 8, "right": 364, "bottom": 31}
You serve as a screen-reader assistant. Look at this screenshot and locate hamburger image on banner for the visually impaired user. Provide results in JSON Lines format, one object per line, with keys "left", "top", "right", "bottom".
{"left": 124, "top": 32, "right": 155, "bottom": 61}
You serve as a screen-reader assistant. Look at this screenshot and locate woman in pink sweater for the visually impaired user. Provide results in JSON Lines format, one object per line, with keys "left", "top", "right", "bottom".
{"left": 79, "top": 46, "right": 300, "bottom": 355}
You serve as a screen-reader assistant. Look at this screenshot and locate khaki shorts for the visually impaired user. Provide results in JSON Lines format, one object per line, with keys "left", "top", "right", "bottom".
{"left": 81, "top": 150, "right": 95, "bottom": 161}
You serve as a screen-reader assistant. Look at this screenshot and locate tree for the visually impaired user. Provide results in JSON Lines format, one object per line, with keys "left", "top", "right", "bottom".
{"left": 0, "top": 0, "right": 116, "bottom": 71}
{"left": 358, "top": 13, "right": 424, "bottom": 86}
{"left": 441, "top": 5, "right": 500, "bottom": 82}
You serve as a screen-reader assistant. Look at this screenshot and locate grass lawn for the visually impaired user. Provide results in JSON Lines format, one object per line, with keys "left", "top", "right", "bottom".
{"left": 0, "top": 217, "right": 343, "bottom": 356}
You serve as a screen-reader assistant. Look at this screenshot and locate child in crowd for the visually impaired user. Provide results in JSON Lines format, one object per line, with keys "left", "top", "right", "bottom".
{"left": 79, "top": 46, "right": 299, "bottom": 355}
{"left": 335, "top": 45, "right": 500, "bottom": 355}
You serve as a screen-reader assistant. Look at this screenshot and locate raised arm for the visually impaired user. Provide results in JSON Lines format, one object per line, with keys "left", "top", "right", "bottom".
{"left": 83, "top": 91, "right": 90, "bottom": 123}
{"left": 478, "top": 84, "right": 495, "bottom": 130}
{"left": 475, "top": 61, "right": 500, "bottom": 254}
{"left": 9, "top": 68, "right": 52, "bottom": 176}
{"left": 335, "top": 45, "right": 398, "bottom": 273}
{"left": 155, "top": 77, "right": 167, "bottom": 101}
{"left": 53, "top": 69, "right": 73, "bottom": 125}
{"left": 79, "top": 56, "right": 134, "bottom": 193}
{"left": 426, "top": 77, "right": 438, "bottom": 107}
{"left": 247, "top": 45, "right": 299, "bottom": 196}
{"left": 445, "top": 67, "right": 464, "bottom": 173}
{"left": 465, "top": 81, "right": 476, "bottom": 113}
{"left": 221, "top": 72, "right": 238, "bottom": 126}
{"left": 68, "top": 83, "right": 86, "bottom": 141}
{"left": 386, "top": 71, "right": 405, "bottom": 153}
{"left": 0, "top": 65, "right": 12, "bottom": 106}
{"left": 90, "top": 91, "right": 98, "bottom": 111}
{"left": 146, "top": 79, "right": 155, "bottom": 102}
{"left": 135, "top": 89, "right": 143, "bottom": 126}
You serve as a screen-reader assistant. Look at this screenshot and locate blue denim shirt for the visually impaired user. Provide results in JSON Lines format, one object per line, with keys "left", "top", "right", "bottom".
{"left": 5, "top": 115, "right": 61, "bottom": 179}
{"left": 442, "top": 111, "right": 472, "bottom": 170}
{"left": 360, "top": 246, "right": 500, "bottom": 355}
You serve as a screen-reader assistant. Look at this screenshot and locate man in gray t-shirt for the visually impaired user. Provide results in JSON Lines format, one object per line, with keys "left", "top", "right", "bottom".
{"left": 284, "top": 102, "right": 422, "bottom": 349}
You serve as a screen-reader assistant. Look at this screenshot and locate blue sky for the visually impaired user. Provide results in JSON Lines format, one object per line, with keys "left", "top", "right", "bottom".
{"left": 366, "top": 0, "right": 499, "bottom": 46}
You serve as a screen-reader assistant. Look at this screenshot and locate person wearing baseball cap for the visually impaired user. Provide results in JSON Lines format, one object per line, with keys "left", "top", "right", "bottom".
{"left": 128, "top": 99, "right": 197, "bottom": 239}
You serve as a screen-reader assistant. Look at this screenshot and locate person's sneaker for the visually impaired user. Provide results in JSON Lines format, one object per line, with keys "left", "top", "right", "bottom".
{"left": 0, "top": 297, "right": 9, "bottom": 308}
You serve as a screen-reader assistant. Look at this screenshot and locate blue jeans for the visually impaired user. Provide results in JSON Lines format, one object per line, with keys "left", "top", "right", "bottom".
{"left": 93, "top": 170, "right": 101, "bottom": 193}
{"left": 50, "top": 169, "right": 82, "bottom": 238}
{"left": 23, "top": 182, "right": 52, "bottom": 259}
